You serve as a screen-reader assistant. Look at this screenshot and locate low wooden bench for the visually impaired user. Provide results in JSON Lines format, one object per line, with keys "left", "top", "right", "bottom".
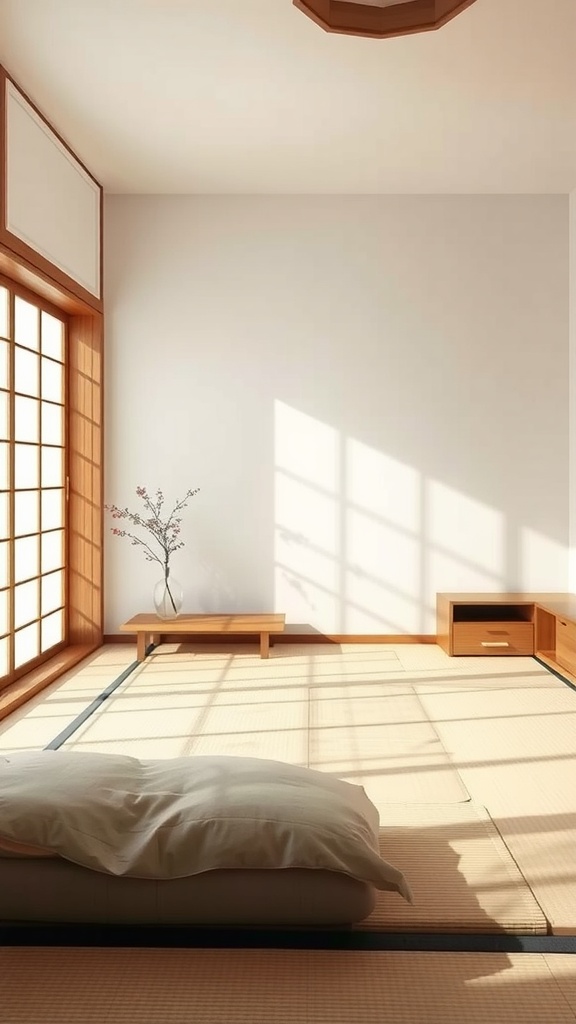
{"left": 120, "top": 613, "right": 286, "bottom": 660}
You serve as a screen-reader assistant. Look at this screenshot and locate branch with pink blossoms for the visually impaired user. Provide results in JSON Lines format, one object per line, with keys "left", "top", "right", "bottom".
{"left": 105, "top": 485, "right": 200, "bottom": 613}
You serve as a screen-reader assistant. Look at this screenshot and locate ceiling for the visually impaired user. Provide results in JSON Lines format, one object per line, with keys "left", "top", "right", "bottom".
{"left": 0, "top": 0, "right": 575, "bottom": 194}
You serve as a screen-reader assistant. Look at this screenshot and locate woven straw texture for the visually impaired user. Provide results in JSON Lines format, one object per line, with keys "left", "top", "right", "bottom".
{"left": 1, "top": 643, "right": 574, "bottom": 934}
{"left": 1, "top": 948, "right": 574, "bottom": 1024}
{"left": 364, "top": 805, "right": 546, "bottom": 933}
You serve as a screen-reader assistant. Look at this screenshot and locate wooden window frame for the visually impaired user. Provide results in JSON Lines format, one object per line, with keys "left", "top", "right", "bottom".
{"left": 1, "top": 274, "right": 69, "bottom": 683}
{"left": 0, "top": 253, "right": 103, "bottom": 719}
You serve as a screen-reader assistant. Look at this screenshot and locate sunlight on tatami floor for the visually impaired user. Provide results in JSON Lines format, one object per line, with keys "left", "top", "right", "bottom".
{"left": 1, "top": 640, "right": 575, "bottom": 933}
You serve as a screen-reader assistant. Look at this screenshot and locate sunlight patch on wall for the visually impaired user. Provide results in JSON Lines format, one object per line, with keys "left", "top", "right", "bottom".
{"left": 345, "top": 440, "right": 421, "bottom": 632}
{"left": 274, "top": 402, "right": 422, "bottom": 632}
{"left": 426, "top": 480, "right": 504, "bottom": 594}
{"left": 274, "top": 403, "right": 514, "bottom": 633}
{"left": 274, "top": 403, "right": 340, "bottom": 626}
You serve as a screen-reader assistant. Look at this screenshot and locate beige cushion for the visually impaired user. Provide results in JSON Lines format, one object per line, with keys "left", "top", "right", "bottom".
{"left": 0, "top": 751, "right": 411, "bottom": 901}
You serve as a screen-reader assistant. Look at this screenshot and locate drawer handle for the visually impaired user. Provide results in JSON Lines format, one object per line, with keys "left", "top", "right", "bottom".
{"left": 481, "top": 641, "right": 510, "bottom": 647}
{"left": 560, "top": 621, "right": 567, "bottom": 627}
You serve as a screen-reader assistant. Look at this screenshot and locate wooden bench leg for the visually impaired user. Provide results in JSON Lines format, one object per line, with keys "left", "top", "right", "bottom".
{"left": 136, "top": 632, "right": 148, "bottom": 661}
{"left": 260, "top": 632, "right": 270, "bottom": 659}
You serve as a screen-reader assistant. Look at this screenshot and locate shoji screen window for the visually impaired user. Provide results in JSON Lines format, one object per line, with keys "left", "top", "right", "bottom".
{"left": 0, "top": 281, "right": 67, "bottom": 685}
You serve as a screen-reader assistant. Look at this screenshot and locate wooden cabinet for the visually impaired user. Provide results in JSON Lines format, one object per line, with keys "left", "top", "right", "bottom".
{"left": 555, "top": 616, "right": 576, "bottom": 677}
{"left": 437, "top": 594, "right": 576, "bottom": 682}
{"left": 437, "top": 595, "right": 536, "bottom": 657}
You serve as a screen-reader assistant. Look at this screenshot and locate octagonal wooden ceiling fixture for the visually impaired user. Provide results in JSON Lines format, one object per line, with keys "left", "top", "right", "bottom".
{"left": 293, "top": 0, "right": 479, "bottom": 39}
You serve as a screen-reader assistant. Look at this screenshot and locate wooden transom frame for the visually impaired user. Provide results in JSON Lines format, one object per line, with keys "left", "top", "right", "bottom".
{"left": 292, "top": 0, "right": 479, "bottom": 39}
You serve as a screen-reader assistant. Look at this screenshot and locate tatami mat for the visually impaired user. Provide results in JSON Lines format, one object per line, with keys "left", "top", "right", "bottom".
{"left": 309, "top": 691, "right": 469, "bottom": 804}
{"left": 52, "top": 648, "right": 469, "bottom": 803}
{"left": 412, "top": 663, "right": 559, "bottom": 692}
{"left": 544, "top": 954, "right": 576, "bottom": 1016}
{"left": 0, "top": 646, "right": 136, "bottom": 753}
{"left": 394, "top": 646, "right": 547, "bottom": 678}
{"left": 1, "top": 948, "right": 575, "bottom": 1024}
{"left": 2, "top": 642, "right": 576, "bottom": 936}
{"left": 363, "top": 807, "right": 546, "bottom": 933}
{"left": 416, "top": 674, "right": 576, "bottom": 933}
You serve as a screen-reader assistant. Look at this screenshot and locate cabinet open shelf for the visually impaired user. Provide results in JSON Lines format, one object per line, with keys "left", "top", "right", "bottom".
{"left": 437, "top": 593, "right": 576, "bottom": 682}
{"left": 452, "top": 604, "right": 533, "bottom": 623}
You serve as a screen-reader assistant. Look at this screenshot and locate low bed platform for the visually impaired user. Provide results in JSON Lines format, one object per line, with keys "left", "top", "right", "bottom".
{"left": 0, "top": 858, "right": 376, "bottom": 927}
{"left": 0, "top": 749, "right": 411, "bottom": 928}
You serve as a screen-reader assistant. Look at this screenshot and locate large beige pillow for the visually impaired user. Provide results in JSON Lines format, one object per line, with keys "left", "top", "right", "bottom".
{"left": 0, "top": 750, "right": 412, "bottom": 901}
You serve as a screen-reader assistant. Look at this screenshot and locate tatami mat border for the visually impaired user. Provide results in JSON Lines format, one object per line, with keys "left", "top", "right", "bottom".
{"left": 43, "top": 644, "right": 157, "bottom": 749}
{"left": 2, "top": 925, "right": 576, "bottom": 953}
{"left": 533, "top": 655, "right": 576, "bottom": 693}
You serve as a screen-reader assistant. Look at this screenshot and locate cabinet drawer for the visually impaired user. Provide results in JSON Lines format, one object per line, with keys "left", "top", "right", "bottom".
{"left": 556, "top": 617, "right": 576, "bottom": 675}
{"left": 452, "top": 621, "right": 534, "bottom": 656}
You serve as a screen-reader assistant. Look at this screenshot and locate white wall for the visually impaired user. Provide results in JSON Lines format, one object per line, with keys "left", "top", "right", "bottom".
{"left": 104, "top": 196, "right": 569, "bottom": 634}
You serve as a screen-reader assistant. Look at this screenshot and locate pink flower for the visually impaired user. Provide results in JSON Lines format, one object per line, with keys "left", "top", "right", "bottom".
{"left": 104, "top": 485, "right": 200, "bottom": 574}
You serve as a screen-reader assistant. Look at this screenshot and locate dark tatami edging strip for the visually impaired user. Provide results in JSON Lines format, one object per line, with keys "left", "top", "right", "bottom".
{"left": 533, "top": 655, "right": 576, "bottom": 693}
{"left": 1, "top": 925, "right": 575, "bottom": 954}
{"left": 43, "top": 644, "right": 156, "bottom": 750}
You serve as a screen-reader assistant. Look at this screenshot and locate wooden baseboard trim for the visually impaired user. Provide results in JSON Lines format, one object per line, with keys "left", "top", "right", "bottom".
{"left": 104, "top": 633, "right": 437, "bottom": 646}
{"left": 0, "top": 644, "right": 100, "bottom": 722}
